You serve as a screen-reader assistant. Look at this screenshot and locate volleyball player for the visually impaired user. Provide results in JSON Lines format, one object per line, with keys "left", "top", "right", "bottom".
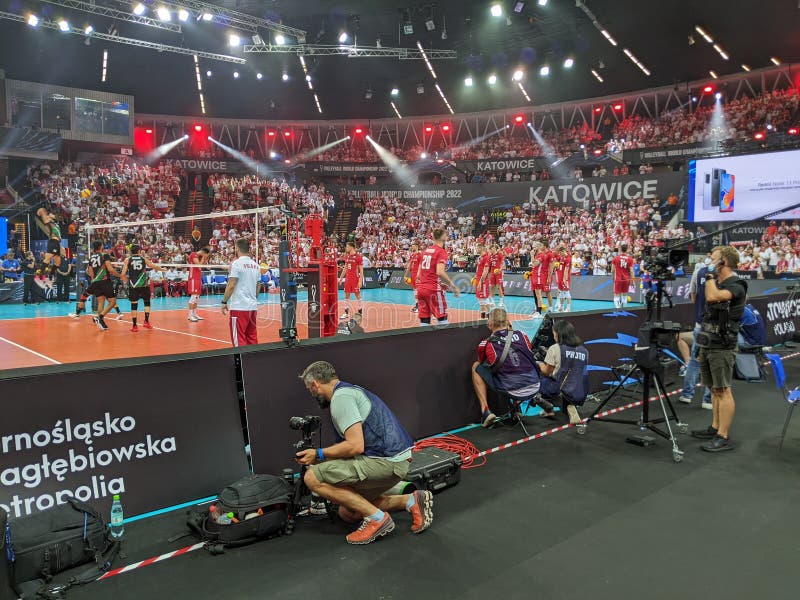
{"left": 187, "top": 246, "right": 210, "bottom": 322}
{"left": 404, "top": 243, "right": 422, "bottom": 313}
{"left": 611, "top": 244, "right": 634, "bottom": 308}
{"left": 474, "top": 243, "right": 492, "bottom": 319}
{"left": 72, "top": 240, "right": 122, "bottom": 331}
{"left": 488, "top": 244, "right": 505, "bottom": 307}
{"left": 121, "top": 244, "right": 164, "bottom": 332}
{"left": 340, "top": 241, "right": 364, "bottom": 321}
{"left": 36, "top": 207, "right": 63, "bottom": 275}
{"left": 527, "top": 242, "right": 549, "bottom": 318}
{"left": 552, "top": 244, "right": 572, "bottom": 313}
{"left": 415, "top": 228, "right": 460, "bottom": 326}
{"left": 221, "top": 238, "right": 261, "bottom": 347}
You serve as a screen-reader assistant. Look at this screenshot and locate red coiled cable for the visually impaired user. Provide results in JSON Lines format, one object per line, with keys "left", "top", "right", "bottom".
{"left": 414, "top": 434, "right": 486, "bottom": 469}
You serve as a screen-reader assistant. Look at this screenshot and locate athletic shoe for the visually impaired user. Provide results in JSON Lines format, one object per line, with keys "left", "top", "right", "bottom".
{"left": 566, "top": 404, "right": 582, "bottom": 424}
{"left": 408, "top": 490, "right": 433, "bottom": 534}
{"left": 358, "top": 308, "right": 363, "bottom": 315}
{"left": 339, "top": 310, "right": 349, "bottom": 320}
{"left": 531, "top": 311, "right": 542, "bottom": 319}
{"left": 188, "top": 316, "right": 199, "bottom": 322}
{"left": 68, "top": 313, "right": 79, "bottom": 319}
{"left": 690, "top": 425, "right": 717, "bottom": 440}
{"left": 701, "top": 400, "right": 713, "bottom": 410}
{"left": 346, "top": 513, "right": 395, "bottom": 545}
{"left": 92, "top": 316, "right": 99, "bottom": 328}
{"left": 142, "top": 321, "right": 153, "bottom": 329}
{"left": 97, "top": 317, "right": 109, "bottom": 331}
{"left": 114, "top": 312, "right": 125, "bottom": 320}
{"left": 701, "top": 435, "right": 734, "bottom": 452}
{"left": 481, "top": 410, "right": 496, "bottom": 428}
{"left": 130, "top": 325, "right": 139, "bottom": 332}
{"left": 194, "top": 314, "right": 204, "bottom": 321}
{"left": 678, "top": 395, "right": 693, "bottom": 404}
{"left": 678, "top": 365, "right": 687, "bottom": 377}
{"left": 411, "top": 306, "right": 418, "bottom": 313}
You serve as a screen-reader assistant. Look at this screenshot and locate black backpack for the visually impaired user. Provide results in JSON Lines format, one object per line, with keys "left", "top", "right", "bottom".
{"left": 187, "top": 474, "right": 292, "bottom": 554}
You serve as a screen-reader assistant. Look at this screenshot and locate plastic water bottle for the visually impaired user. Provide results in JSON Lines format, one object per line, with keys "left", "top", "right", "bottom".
{"left": 110, "top": 494, "right": 124, "bottom": 539}
{"left": 217, "top": 512, "right": 234, "bottom": 525}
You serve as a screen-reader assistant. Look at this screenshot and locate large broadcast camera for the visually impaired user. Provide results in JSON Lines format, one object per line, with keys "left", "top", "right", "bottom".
{"left": 642, "top": 246, "right": 690, "bottom": 281}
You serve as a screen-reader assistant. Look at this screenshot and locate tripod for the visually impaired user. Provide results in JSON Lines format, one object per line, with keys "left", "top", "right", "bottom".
{"left": 284, "top": 423, "right": 336, "bottom": 534}
{"left": 576, "top": 279, "right": 687, "bottom": 463}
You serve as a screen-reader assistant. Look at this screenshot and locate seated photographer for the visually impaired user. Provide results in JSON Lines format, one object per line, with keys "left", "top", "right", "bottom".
{"left": 296, "top": 361, "right": 433, "bottom": 545}
{"left": 538, "top": 320, "right": 589, "bottom": 425}
{"left": 472, "top": 307, "right": 555, "bottom": 427}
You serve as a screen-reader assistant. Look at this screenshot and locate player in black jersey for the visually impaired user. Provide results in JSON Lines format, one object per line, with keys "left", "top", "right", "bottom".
{"left": 37, "top": 207, "right": 63, "bottom": 275}
{"left": 121, "top": 244, "right": 164, "bottom": 332}
{"left": 71, "top": 240, "right": 122, "bottom": 331}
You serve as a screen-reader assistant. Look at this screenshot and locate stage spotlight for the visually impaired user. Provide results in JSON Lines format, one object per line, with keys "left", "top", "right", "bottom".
{"left": 488, "top": 74, "right": 497, "bottom": 85}
{"left": 229, "top": 33, "right": 241, "bottom": 47}
{"left": 202, "top": 12, "right": 213, "bottom": 21}
{"left": 206, "top": 70, "right": 212, "bottom": 77}
{"left": 282, "top": 72, "right": 289, "bottom": 81}
{"left": 613, "top": 103, "right": 623, "bottom": 111}
{"left": 270, "top": 151, "right": 277, "bottom": 158}
{"left": 514, "top": 114, "right": 525, "bottom": 123}
{"left": 206, "top": 135, "right": 212, "bottom": 141}
{"left": 491, "top": 4, "right": 503, "bottom": 17}
{"left": 156, "top": 7, "right": 171, "bottom": 22}
{"left": 767, "top": 124, "right": 774, "bottom": 131}
{"left": 354, "top": 127, "right": 364, "bottom": 135}
{"left": 754, "top": 132, "right": 765, "bottom": 140}
{"left": 391, "top": 87, "right": 399, "bottom": 96}
{"left": 58, "top": 20, "right": 70, "bottom": 32}
{"left": 145, "top": 128, "right": 153, "bottom": 134}
{"left": 339, "top": 31, "right": 349, "bottom": 43}
{"left": 182, "top": 134, "right": 189, "bottom": 140}
{"left": 441, "top": 123, "right": 451, "bottom": 132}
{"left": 257, "top": 73, "right": 263, "bottom": 80}
{"left": 27, "top": 14, "right": 39, "bottom": 27}
{"left": 424, "top": 125, "right": 433, "bottom": 133}
{"left": 788, "top": 128, "right": 799, "bottom": 136}
{"left": 178, "top": 9, "right": 189, "bottom": 22}
{"left": 84, "top": 25, "right": 94, "bottom": 35}
{"left": 703, "top": 85, "right": 713, "bottom": 93}
{"left": 233, "top": 71, "right": 239, "bottom": 78}
{"left": 563, "top": 57, "right": 574, "bottom": 69}
{"left": 594, "top": 107, "right": 602, "bottom": 113}
{"left": 715, "top": 92, "right": 722, "bottom": 100}
{"left": 540, "top": 65, "right": 550, "bottom": 76}
{"left": 464, "top": 76, "right": 474, "bottom": 87}
{"left": 284, "top": 159, "right": 291, "bottom": 164}
{"left": 275, "top": 34, "right": 286, "bottom": 45}
{"left": 594, "top": 149, "right": 603, "bottom": 155}
{"left": 692, "top": 96, "right": 698, "bottom": 102}
{"left": 284, "top": 130, "right": 292, "bottom": 137}
{"left": 194, "top": 124, "right": 203, "bottom": 132}
{"left": 267, "top": 130, "right": 276, "bottom": 137}
{"left": 133, "top": 4, "right": 146, "bottom": 16}
{"left": 514, "top": 2, "right": 526, "bottom": 12}
{"left": 513, "top": 69, "right": 524, "bottom": 81}
{"left": 420, "top": 152, "right": 428, "bottom": 159}
{"left": 538, "top": 0, "right": 548, "bottom": 5}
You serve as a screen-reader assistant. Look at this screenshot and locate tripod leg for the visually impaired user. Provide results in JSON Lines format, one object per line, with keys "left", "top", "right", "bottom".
{"left": 586, "top": 365, "right": 638, "bottom": 423}
{"left": 653, "top": 375, "right": 684, "bottom": 462}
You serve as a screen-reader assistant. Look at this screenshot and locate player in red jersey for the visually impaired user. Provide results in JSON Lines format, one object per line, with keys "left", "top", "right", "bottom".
{"left": 526, "top": 241, "right": 550, "bottom": 318}
{"left": 415, "top": 228, "right": 461, "bottom": 326}
{"left": 552, "top": 244, "right": 572, "bottom": 313}
{"left": 474, "top": 243, "right": 492, "bottom": 319}
{"left": 611, "top": 243, "right": 634, "bottom": 308}
{"left": 404, "top": 243, "right": 423, "bottom": 313}
{"left": 339, "top": 241, "right": 364, "bottom": 320}
{"left": 187, "top": 246, "right": 209, "bottom": 322}
{"left": 539, "top": 242, "right": 556, "bottom": 312}
{"left": 488, "top": 244, "right": 506, "bottom": 307}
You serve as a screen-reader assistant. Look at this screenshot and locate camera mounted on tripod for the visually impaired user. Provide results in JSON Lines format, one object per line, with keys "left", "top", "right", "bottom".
{"left": 635, "top": 320, "right": 682, "bottom": 370}
{"left": 643, "top": 247, "right": 689, "bottom": 281}
{"left": 289, "top": 415, "right": 321, "bottom": 452}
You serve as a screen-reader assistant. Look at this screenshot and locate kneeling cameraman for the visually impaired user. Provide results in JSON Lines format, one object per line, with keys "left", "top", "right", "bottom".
{"left": 296, "top": 361, "right": 433, "bottom": 545}
{"left": 472, "top": 307, "right": 555, "bottom": 427}
{"left": 538, "top": 320, "right": 589, "bottom": 425}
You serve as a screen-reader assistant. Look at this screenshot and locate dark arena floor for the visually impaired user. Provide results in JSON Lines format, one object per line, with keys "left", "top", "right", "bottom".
{"left": 65, "top": 361, "right": 800, "bottom": 600}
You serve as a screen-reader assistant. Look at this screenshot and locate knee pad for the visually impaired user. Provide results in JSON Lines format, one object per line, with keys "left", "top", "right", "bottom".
{"left": 130, "top": 301, "right": 138, "bottom": 312}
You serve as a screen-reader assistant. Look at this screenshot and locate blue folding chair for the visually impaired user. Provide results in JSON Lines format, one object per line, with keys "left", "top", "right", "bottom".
{"left": 765, "top": 353, "right": 800, "bottom": 451}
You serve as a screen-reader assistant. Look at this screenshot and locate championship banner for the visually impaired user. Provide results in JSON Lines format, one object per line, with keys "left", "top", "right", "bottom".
{"left": 304, "top": 162, "right": 392, "bottom": 175}
{"left": 0, "top": 281, "right": 22, "bottom": 303}
{"left": 460, "top": 157, "right": 550, "bottom": 173}
{"left": 622, "top": 142, "right": 721, "bottom": 164}
{"left": 339, "top": 173, "right": 687, "bottom": 211}
{"left": 0, "top": 356, "right": 249, "bottom": 519}
{"left": 725, "top": 223, "right": 768, "bottom": 243}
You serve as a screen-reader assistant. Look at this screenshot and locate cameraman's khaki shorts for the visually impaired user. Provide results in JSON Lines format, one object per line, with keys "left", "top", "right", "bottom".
{"left": 311, "top": 455, "right": 410, "bottom": 500}
{"left": 698, "top": 347, "right": 736, "bottom": 389}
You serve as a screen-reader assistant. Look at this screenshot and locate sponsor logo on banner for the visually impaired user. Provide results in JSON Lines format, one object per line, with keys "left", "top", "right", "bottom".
{"left": 765, "top": 297, "right": 800, "bottom": 338}
{"left": 528, "top": 179, "right": 660, "bottom": 206}
{"left": 168, "top": 159, "right": 229, "bottom": 172}
{"left": 476, "top": 159, "right": 541, "bottom": 172}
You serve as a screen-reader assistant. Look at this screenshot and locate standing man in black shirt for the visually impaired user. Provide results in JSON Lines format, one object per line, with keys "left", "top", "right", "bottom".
{"left": 21, "top": 251, "right": 37, "bottom": 305}
{"left": 691, "top": 246, "right": 748, "bottom": 452}
{"left": 55, "top": 253, "right": 73, "bottom": 302}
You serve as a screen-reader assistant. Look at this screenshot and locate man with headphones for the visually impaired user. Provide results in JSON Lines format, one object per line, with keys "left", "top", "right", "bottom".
{"left": 691, "top": 246, "right": 748, "bottom": 452}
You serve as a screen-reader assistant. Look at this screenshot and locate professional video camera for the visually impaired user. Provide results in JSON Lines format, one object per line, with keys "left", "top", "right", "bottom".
{"left": 642, "top": 247, "right": 689, "bottom": 281}
{"left": 288, "top": 415, "right": 321, "bottom": 452}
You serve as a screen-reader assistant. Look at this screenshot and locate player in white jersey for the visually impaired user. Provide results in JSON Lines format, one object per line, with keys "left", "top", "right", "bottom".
{"left": 221, "top": 238, "right": 261, "bottom": 347}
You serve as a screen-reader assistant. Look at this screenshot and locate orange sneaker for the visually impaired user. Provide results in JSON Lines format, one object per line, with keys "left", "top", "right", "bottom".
{"left": 345, "top": 513, "right": 395, "bottom": 545}
{"left": 142, "top": 321, "right": 153, "bottom": 329}
{"left": 408, "top": 490, "right": 433, "bottom": 533}
{"left": 130, "top": 325, "right": 139, "bottom": 332}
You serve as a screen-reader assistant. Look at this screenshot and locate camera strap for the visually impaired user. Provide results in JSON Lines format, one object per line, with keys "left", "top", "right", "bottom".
{"left": 489, "top": 331, "right": 514, "bottom": 374}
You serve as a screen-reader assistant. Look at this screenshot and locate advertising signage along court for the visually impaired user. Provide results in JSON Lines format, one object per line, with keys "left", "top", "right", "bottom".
{"left": 340, "top": 173, "right": 686, "bottom": 210}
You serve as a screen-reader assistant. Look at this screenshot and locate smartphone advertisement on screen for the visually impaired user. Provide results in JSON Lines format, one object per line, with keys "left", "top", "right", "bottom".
{"left": 688, "top": 148, "right": 800, "bottom": 222}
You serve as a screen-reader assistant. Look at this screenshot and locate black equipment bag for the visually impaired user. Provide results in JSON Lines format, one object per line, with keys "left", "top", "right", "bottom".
{"left": 406, "top": 448, "right": 462, "bottom": 493}
{"left": 1, "top": 508, "right": 15, "bottom": 600}
{"left": 734, "top": 352, "right": 763, "bottom": 381}
{"left": 187, "top": 474, "right": 292, "bottom": 552}
{"left": 6, "top": 498, "right": 118, "bottom": 597}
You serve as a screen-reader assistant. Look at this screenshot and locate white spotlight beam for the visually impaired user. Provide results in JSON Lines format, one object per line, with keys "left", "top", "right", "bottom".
{"left": 209, "top": 137, "right": 275, "bottom": 176}
{"left": 297, "top": 137, "right": 349, "bottom": 161}
{"left": 366, "top": 136, "right": 418, "bottom": 187}
{"left": 145, "top": 136, "right": 188, "bottom": 163}
{"left": 109, "top": 0, "right": 306, "bottom": 38}
{"left": 39, "top": 0, "right": 182, "bottom": 32}
{"left": 449, "top": 127, "right": 507, "bottom": 157}
{"left": 0, "top": 11, "right": 246, "bottom": 63}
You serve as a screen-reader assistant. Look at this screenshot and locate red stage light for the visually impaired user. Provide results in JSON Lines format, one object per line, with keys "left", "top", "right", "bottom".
{"left": 613, "top": 103, "right": 623, "bottom": 111}
{"left": 703, "top": 85, "right": 714, "bottom": 93}
{"left": 193, "top": 124, "right": 203, "bottom": 132}
{"left": 514, "top": 115, "right": 525, "bottom": 123}
{"left": 354, "top": 127, "right": 363, "bottom": 135}
{"left": 594, "top": 107, "right": 602, "bottom": 113}
{"left": 754, "top": 132, "right": 765, "bottom": 140}
{"left": 284, "top": 159, "right": 291, "bottom": 164}
{"left": 424, "top": 125, "right": 433, "bottom": 133}
{"left": 593, "top": 149, "right": 603, "bottom": 155}
{"left": 441, "top": 123, "right": 451, "bottom": 132}
{"left": 283, "top": 130, "right": 292, "bottom": 137}
{"left": 788, "top": 127, "right": 799, "bottom": 135}
{"left": 267, "top": 130, "right": 276, "bottom": 137}
{"left": 145, "top": 129, "right": 153, "bottom": 134}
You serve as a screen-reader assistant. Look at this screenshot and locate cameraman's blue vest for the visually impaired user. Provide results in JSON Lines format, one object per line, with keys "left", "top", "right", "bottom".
{"left": 332, "top": 382, "right": 414, "bottom": 458}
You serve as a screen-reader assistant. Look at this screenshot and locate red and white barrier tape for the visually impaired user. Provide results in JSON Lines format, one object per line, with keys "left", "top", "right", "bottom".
{"left": 97, "top": 542, "right": 205, "bottom": 581}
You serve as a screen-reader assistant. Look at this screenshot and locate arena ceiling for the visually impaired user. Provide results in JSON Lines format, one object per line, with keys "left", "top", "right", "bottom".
{"left": 0, "top": 0, "right": 799, "bottom": 122}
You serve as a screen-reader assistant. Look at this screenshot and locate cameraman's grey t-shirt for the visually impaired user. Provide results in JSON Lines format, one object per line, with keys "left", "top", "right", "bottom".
{"left": 330, "top": 386, "right": 412, "bottom": 462}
